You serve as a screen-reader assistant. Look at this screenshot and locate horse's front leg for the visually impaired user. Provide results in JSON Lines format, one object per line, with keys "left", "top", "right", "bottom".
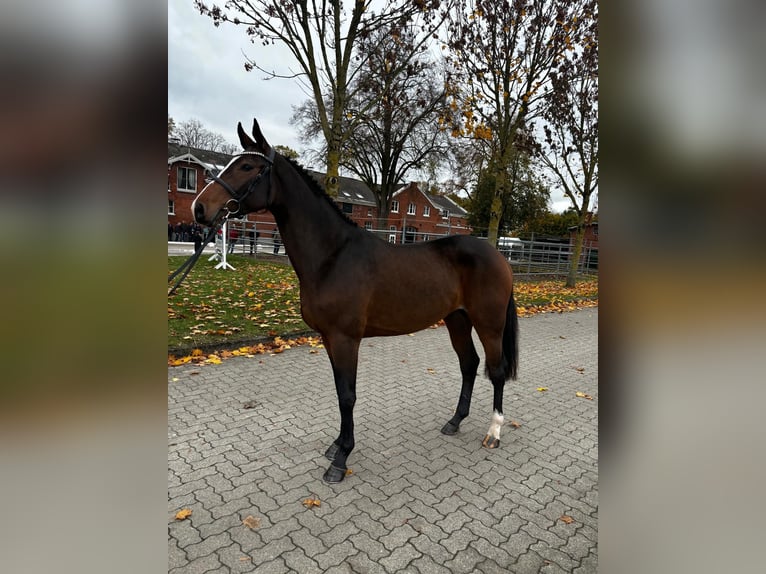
{"left": 322, "top": 334, "right": 360, "bottom": 483}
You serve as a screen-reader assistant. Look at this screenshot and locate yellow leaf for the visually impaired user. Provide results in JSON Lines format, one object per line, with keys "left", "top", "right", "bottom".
{"left": 302, "top": 498, "right": 321, "bottom": 508}
{"left": 575, "top": 391, "right": 594, "bottom": 400}
{"left": 560, "top": 515, "right": 575, "bottom": 524}
{"left": 242, "top": 515, "right": 261, "bottom": 529}
{"left": 510, "top": 421, "right": 521, "bottom": 428}
{"left": 191, "top": 349, "right": 204, "bottom": 357}
{"left": 537, "top": 387, "right": 549, "bottom": 392}
{"left": 426, "top": 368, "right": 436, "bottom": 374}
{"left": 175, "top": 508, "right": 192, "bottom": 520}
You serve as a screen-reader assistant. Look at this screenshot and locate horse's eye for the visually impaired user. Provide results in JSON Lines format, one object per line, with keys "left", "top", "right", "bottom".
{"left": 241, "top": 164, "right": 254, "bottom": 171}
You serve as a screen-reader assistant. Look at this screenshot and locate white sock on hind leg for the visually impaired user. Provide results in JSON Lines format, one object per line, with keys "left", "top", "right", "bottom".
{"left": 487, "top": 410, "right": 504, "bottom": 439}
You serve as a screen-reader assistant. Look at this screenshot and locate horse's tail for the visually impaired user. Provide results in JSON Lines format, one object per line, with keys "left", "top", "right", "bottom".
{"left": 502, "top": 289, "right": 519, "bottom": 381}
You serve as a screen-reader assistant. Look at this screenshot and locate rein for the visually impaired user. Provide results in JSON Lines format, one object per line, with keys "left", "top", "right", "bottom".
{"left": 167, "top": 148, "right": 276, "bottom": 296}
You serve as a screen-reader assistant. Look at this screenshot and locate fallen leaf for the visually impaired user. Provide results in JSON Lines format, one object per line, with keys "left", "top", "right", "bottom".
{"left": 345, "top": 469, "right": 353, "bottom": 476}
{"left": 575, "top": 391, "right": 594, "bottom": 400}
{"left": 537, "top": 387, "right": 549, "bottom": 392}
{"left": 175, "top": 508, "right": 192, "bottom": 520}
{"left": 242, "top": 400, "right": 258, "bottom": 409}
{"left": 509, "top": 421, "right": 522, "bottom": 428}
{"left": 302, "top": 498, "right": 321, "bottom": 508}
{"left": 426, "top": 368, "right": 436, "bottom": 374}
{"left": 559, "top": 515, "right": 575, "bottom": 524}
{"left": 576, "top": 367, "right": 585, "bottom": 373}
{"left": 242, "top": 515, "right": 261, "bottom": 529}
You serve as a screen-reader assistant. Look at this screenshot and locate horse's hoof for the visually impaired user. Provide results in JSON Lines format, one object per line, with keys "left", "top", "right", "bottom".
{"left": 482, "top": 434, "right": 500, "bottom": 449}
{"left": 324, "top": 443, "right": 340, "bottom": 461}
{"left": 322, "top": 465, "right": 347, "bottom": 484}
{"left": 441, "top": 420, "right": 460, "bottom": 435}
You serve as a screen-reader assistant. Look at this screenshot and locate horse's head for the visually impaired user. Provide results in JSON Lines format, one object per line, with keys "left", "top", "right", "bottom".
{"left": 191, "top": 119, "right": 276, "bottom": 226}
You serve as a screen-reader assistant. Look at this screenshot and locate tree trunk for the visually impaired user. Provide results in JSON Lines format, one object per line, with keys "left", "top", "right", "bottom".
{"left": 566, "top": 212, "right": 588, "bottom": 287}
{"left": 486, "top": 189, "right": 503, "bottom": 245}
{"left": 325, "top": 147, "right": 341, "bottom": 198}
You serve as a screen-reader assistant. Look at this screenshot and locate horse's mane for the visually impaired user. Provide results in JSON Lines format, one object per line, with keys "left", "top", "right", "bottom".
{"left": 282, "top": 156, "right": 359, "bottom": 228}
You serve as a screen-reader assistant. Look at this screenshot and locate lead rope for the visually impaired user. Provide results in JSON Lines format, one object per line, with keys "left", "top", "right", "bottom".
{"left": 168, "top": 209, "right": 229, "bottom": 296}
{"left": 168, "top": 148, "right": 276, "bottom": 296}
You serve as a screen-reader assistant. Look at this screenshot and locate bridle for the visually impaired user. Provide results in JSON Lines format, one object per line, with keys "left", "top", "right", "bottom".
{"left": 168, "top": 147, "right": 276, "bottom": 296}
{"left": 206, "top": 147, "right": 276, "bottom": 220}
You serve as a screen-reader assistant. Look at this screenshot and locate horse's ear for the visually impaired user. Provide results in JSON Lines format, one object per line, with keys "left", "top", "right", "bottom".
{"left": 251, "top": 118, "right": 271, "bottom": 152}
{"left": 237, "top": 122, "right": 256, "bottom": 150}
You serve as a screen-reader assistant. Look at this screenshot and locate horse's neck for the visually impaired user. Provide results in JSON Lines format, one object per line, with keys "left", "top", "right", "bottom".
{"left": 270, "top": 166, "right": 358, "bottom": 284}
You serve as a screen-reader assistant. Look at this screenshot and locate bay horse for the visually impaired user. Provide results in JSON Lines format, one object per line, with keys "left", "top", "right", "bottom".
{"left": 192, "top": 119, "right": 518, "bottom": 483}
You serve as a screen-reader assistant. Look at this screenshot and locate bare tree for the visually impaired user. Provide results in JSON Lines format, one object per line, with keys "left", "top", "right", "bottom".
{"left": 293, "top": 22, "right": 450, "bottom": 227}
{"left": 194, "top": 0, "right": 446, "bottom": 197}
{"left": 442, "top": 0, "right": 588, "bottom": 244}
{"left": 537, "top": 0, "right": 598, "bottom": 286}
{"left": 174, "top": 118, "right": 239, "bottom": 154}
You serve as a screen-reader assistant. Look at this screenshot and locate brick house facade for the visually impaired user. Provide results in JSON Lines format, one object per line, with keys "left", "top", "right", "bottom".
{"left": 168, "top": 142, "right": 471, "bottom": 242}
{"left": 387, "top": 182, "right": 470, "bottom": 243}
{"left": 168, "top": 142, "right": 231, "bottom": 228}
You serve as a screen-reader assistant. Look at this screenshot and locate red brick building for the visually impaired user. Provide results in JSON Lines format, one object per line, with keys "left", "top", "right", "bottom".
{"left": 168, "top": 142, "right": 231, "bottom": 228}
{"left": 387, "top": 182, "right": 470, "bottom": 243}
{"left": 568, "top": 214, "right": 599, "bottom": 249}
{"left": 168, "top": 142, "right": 471, "bottom": 242}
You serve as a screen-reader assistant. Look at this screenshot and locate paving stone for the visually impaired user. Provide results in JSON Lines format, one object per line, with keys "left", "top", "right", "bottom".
{"left": 169, "top": 553, "right": 222, "bottom": 574}
{"left": 168, "top": 309, "right": 598, "bottom": 574}
{"left": 314, "top": 540, "right": 358, "bottom": 571}
{"left": 282, "top": 547, "right": 322, "bottom": 574}
{"left": 379, "top": 543, "right": 422, "bottom": 573}
{"left": 379, "top": 523, "right": 420, "bottom": 552}
{"left": 443, "top": 545, "right": 486, "bottom": 574}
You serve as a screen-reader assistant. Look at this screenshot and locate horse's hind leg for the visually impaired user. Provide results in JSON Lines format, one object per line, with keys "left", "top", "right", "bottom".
{"left": 475, "top": 328, "right": 507, "bottom": 449}
{"left": 441, "top": 310, "right": 480, "bottom": 436}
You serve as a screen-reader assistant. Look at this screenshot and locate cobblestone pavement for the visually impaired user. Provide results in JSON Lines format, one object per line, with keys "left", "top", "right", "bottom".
{"left": 169, "top": 308, "right": 598, "bottom": 573}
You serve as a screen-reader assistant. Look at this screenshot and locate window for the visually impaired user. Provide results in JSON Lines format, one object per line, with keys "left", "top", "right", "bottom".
{"left": 177, "top": 166, "right": 197, "bottom": 192}
{"left": 391, "top": 200, "right": 399, "bottom": 213}
{"left": 367, "top": 208, "right": 372, "bottom": 217}
{"left": 388, "top": 225, "right": 397, "bottom": 243}
{"left": 423, "top": 205, "right": 430, "bottom": 217}
{"left": 407, "top": 202, "right": 416, "bottom": 215}
{"left": 442, "top": 209, "right": 451, "bottom": 219}
{"left": 168, "top": 199, "right": 175, "bottom": 215}
{"left": 341, "top": 202, "right": 353, "bottom": 214}
{"left": 364, "top": 221, "right": 372, "bottom": 230}
{"left": 423, "top": 234, "right": 430, "bottom": 242}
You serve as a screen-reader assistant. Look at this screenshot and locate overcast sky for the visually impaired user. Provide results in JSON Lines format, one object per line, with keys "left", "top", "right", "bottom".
{"left": 167, "top": 0, "right": 575, "bottom": 213}
{"left": 168, "top": 0, "right": 307, "bottom": 154}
